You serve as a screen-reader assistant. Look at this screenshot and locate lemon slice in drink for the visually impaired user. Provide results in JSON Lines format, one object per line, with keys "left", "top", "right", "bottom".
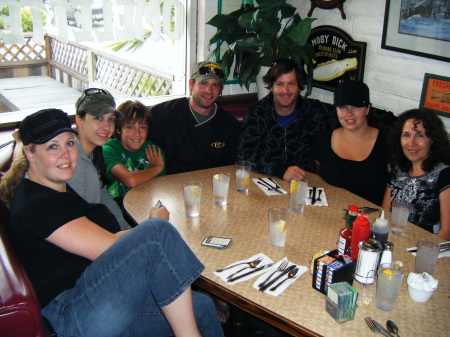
{"left": 290, "top": 180, "right": 298, "bottom": 194}
{"left": 213, "top": 174, "right": 220, "bottom": 180}
{"left": 275, "top": 220, "right": 287, "bottom": 232}
{"left": 243, "top": 177, "right": 249, "bottom": 187}
{"left": 189, "top": 185, "right": 200, "bottom": 197}
{"left": 383, "top": 269, "right": 393, "bottom": 276}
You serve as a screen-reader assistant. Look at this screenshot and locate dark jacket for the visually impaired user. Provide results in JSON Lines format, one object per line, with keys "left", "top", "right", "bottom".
{"left": 237, "top": 93, "right": 395, "bottom": 178}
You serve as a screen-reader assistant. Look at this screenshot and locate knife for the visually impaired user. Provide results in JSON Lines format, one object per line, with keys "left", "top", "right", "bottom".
{"left": 372, "top": 319, "right": 395, "bottom": 337}
{"left": 259, "top": 264, "right": 297, "bottom": 292}
{"left": 267, "top": 177, "right": 284, "bottom": 193}
{"left": 258, "top": 178, "right": 283, "bottom": 194}
{"left": 227, "top": 263, "right": 274, "bottom": 283}
{"left": 311, "top": 187, "right": 317, "bottom": 205}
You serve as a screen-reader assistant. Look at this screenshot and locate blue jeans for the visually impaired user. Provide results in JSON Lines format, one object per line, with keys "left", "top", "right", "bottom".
{"left": 42, "top": 219, "right": 224, "bottom": 337}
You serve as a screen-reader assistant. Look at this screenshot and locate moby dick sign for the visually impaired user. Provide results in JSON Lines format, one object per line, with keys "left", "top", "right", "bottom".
{"left": 307, "top": 26, "right": 366, "bottom": 91}
{"left": 420, "top": 73, "right": 450, "bottom": 119}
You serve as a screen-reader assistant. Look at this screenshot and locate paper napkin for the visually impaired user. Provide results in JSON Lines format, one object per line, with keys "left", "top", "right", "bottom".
{"left": 305, "top": 187, "right": 328, "bottom": 206}
{"left": 253, "top": 258, "right": 308, "bottom": 296}
{"left": 253, "top": 178, "right": 288, "bottom": 195}
{"left": 214, "top": 253, "right": 274, "bottom": 284}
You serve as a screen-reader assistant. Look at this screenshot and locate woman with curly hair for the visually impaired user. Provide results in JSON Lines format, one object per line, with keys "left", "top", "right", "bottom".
{"left": 382, "top": 108, "right": 450, "bottom": 240}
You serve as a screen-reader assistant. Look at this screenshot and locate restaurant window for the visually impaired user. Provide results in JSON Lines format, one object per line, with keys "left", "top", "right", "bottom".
{"left": 0, "top": 0, "right": 190, "bottom": 101}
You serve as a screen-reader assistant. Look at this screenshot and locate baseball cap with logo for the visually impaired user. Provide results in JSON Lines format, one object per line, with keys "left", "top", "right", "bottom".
{"left": 334, "top": 80, "right": 370, "bottom": 107}
{"left": 19, "top": 108, "right": 77, "bottom": 145}
{"left": 75, "top": 88, "right": 122, "bottom": 118}
{"left": 191, "top": 61, "right": 225, "bottom": 85}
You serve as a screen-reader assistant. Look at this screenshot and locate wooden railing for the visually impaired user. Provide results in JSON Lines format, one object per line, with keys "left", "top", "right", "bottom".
{"left": 0, "top": 33, "right": 173, "bottom": 97}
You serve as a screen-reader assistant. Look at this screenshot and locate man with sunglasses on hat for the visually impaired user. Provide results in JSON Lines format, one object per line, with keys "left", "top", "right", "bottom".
{"left": 237, "top": 59, "right": 395, "bottom": 181}
{"left": 148, "top": 61, "right": 241, "bottom": 174}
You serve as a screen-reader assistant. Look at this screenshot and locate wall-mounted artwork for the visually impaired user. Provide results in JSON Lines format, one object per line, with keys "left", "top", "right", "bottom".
{"left": 382, "top": 0, "right": 450, "bottom": 62}
{"left": 420, "top": 73, "right": 450, "bottom": 118}
{"left": 307, "top": 26, "right": 366, "bottom": 92}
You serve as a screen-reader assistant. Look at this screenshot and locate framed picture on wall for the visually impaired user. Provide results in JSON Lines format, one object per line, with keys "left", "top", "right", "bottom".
{"left": 419, "top": 73, "right": 450, "bottom": 118}
{"left": 381, "top": 0, "right": 450, "bottom": 63}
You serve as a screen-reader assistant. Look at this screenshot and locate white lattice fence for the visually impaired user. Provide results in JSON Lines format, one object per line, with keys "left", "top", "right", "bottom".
{"left": 49, "top": 38, "right": 88, "bottom": 77}
{"left": 95, "top": 54, "right": 172, "bottom": 97}
{"left": 1, "top": 34, "right": 172, "bottom": 97}
{"left": 0, "top": 36, "right": 45, "bottom": 63}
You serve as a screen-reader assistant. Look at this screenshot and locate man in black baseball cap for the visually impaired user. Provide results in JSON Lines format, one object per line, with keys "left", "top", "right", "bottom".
{"left": 148, "top": 61, "right": 241, "bottom": 174}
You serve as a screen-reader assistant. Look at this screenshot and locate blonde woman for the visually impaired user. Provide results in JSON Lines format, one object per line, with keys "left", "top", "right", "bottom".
{"left": 0, "top": 109, "right": 223, "bottom": 337}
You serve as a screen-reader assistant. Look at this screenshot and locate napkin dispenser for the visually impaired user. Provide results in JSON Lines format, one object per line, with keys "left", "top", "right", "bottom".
{"left": 312, "top": 250, "right": 357, "bottom": 295}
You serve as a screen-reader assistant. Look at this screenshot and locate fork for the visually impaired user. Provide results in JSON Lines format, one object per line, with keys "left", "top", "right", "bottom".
{"left": 365, "top": 317, "right": 390, "bottom": 336}
{"left": 316, "top": 189, "right": 323, "bottom": 206}
{"left": 216, "top": 257, "right": 263, "bottom": 273}
{"left": 258, "top": 260, "right": 289, "bottom": 288}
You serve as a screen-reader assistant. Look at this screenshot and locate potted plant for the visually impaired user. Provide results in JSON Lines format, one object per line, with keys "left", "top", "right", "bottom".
{"left": 207, "top": 0, "right": 316, "bottom": 96}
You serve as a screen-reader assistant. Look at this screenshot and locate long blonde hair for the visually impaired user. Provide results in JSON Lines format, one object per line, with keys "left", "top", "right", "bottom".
{"left": 0, "top": 144, "right": 34, "bottom": 208}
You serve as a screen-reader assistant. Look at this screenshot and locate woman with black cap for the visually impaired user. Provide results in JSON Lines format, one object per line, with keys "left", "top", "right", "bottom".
{"left": 312, "top": 80, "right": 389, "bottom": 206}
{"left": 0, "top": 109, "right": 223, "bottom": 337}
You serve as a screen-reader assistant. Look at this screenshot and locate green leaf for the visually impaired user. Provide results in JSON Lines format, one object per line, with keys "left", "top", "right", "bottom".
{"left": 233, "top": 37, "right": 264, "bottom": 51}
{"left": 279, "top": 3, "right": 296, "bottom": 19}
{"left": 221, "top": 49, "right": 236, "bottom": 79}
{"left": 287, "top": 18, "right": 316, "bottom": 46}
{"left": 238, "top": 54, "right": 262, "bottom": 90}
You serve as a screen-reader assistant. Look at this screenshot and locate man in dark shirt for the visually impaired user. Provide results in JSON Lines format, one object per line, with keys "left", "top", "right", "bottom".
{"left": 149, "top": 61, "right": 242, "bottom": 174}
{"left": 237, "top": 58, "right": 395, "bottom": 180}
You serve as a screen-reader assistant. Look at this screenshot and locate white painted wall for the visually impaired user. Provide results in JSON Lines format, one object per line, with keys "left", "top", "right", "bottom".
{"left": 198, "top": 0, "right": 450, "bottom": 130}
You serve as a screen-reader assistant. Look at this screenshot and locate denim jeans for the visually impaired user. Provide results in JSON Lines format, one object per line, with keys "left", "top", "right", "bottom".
{"left": 42, "top": 219, "right": 224, "bottom": 337}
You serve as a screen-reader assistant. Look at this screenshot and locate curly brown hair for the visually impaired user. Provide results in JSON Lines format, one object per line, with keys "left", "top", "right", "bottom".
{"left": 388, "top": 108, "right": 450, "bottom": 172}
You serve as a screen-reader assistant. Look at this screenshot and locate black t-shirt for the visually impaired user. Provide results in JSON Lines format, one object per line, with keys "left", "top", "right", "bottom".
{"left": 149, "top": 98, "right": 242, "bottom": 174}
{"left": 8, "top": 178, "right": 120, "bottom": 307}
{"left": 312, "top": 129, "right": 389, "bottom": 206}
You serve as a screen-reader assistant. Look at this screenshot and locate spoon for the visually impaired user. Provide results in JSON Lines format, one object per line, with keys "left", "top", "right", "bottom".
{"left": 226, "top": 259, "right": 263, "bottom": 279}
{"left": 269, "top": 267, "right": 299, "bottom": 291}
{"left": 386, "top": 320, "right": 400, "bottom": 337}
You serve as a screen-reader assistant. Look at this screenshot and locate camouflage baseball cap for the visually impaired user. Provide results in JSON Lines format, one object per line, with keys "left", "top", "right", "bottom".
{"left": 191, "top": 61, "right": 225, "bottom": 85}
{"left": 75, "top": 88, "right": 122, "bottom": 118}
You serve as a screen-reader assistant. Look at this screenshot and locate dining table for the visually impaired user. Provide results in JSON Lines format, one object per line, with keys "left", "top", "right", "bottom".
{"left": 123, "top": 165, "right": 450, "bottom": 337}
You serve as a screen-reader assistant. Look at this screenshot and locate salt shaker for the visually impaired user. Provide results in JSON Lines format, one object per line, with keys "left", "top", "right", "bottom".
{"left": 379, "top": 242, "right": 394, "bottom": 265}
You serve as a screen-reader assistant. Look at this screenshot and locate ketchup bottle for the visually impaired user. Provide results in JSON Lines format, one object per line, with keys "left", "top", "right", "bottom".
{"left": 338, "top": 205, "right": 358, "bottom": 256}
{"left": 351, "top": 211, "right": 371, "bottom": 260}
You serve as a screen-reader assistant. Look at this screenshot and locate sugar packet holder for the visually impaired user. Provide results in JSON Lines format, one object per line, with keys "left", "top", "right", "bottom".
{"left": 325, "top": 282, "right": 358, "bottom": 324}
{"left": 312, "top": 249, "right": 357, "bottom": 295}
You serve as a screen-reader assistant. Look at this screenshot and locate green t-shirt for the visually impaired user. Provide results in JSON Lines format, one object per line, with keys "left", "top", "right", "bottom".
{"left": 103, "top": 139, "right": 166, "bottom": 198}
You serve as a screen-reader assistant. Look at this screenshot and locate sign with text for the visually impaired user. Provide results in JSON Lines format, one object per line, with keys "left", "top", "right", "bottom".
{"left": 0, "top": 0, "right": 185, "bottom": 45}
{"left": 420, "top": 73, "right": 450, "bottom": 118}
{"left": 307, "top": 25, "right": 366, "bottom": 92}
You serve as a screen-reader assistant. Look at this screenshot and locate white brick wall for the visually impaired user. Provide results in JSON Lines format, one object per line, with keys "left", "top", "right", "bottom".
{"left": 198, "top": 0, "right": 450, "bottom": 130}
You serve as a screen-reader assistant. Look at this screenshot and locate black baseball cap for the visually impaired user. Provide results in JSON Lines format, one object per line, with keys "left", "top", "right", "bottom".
{"left": 334, "top": 81, "right": 370, "bottom": 107}
{"left": 19, "top": 108, "right": 77, "bottom": 145}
